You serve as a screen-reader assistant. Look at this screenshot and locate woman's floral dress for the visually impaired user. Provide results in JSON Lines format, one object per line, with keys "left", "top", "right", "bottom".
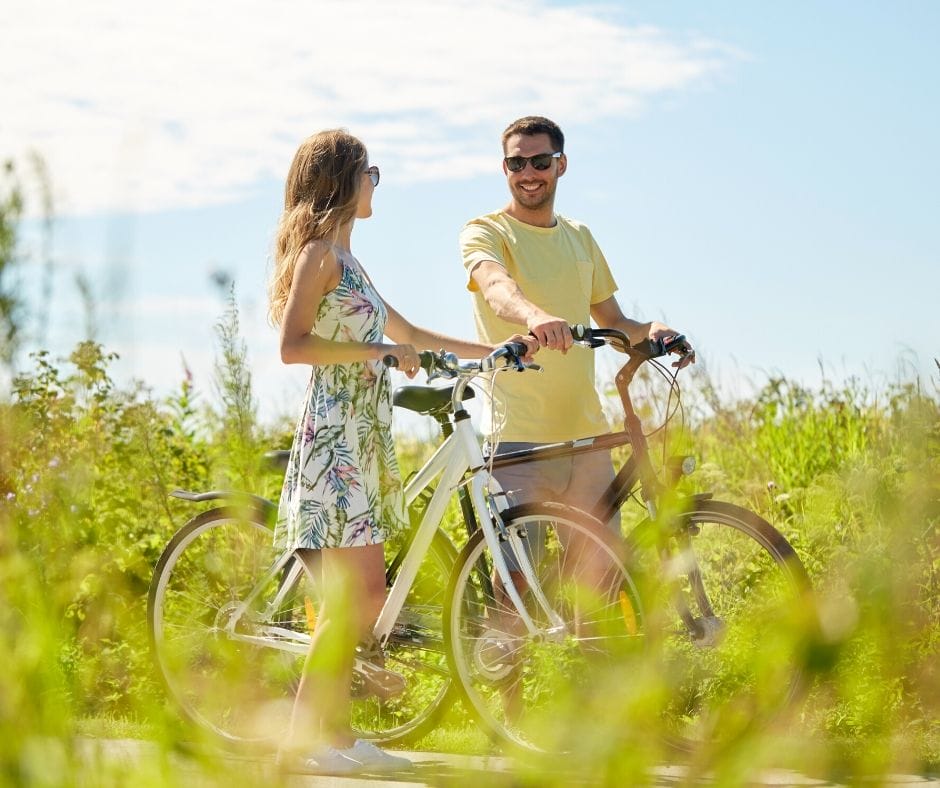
{"left": 275, "top": 250, "right": 407, "bottom": 551}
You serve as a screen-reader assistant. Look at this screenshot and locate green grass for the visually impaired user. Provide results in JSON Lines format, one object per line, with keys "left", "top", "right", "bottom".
{"left": 1, "top": 339, "right": 937, "bottom": 784}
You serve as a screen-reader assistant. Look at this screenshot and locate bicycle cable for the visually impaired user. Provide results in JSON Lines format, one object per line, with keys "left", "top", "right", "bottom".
{"left": 638, "top": 359, "right": 681, "bottom": 437}
{"left": 637, "top": 357, "right": 687, "bottom": 479}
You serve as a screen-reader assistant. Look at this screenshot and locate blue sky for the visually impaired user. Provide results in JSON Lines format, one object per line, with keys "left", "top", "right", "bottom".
{"left": 4, "top": 1, "right": 938, "bottom": 426}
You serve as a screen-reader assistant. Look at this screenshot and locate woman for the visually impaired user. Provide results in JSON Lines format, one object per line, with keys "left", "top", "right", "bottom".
{"left": 268, "top": 129, "right": 534, "bottom": 775}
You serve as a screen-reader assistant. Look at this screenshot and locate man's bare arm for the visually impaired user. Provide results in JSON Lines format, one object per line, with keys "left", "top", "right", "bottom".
{"left": 470, "top": 259, "right": 573, "bottom": 352}
{"left": 591, "top": 296, "right": 695, "bottom": 368}
{"left": 590, "top": 296, "right": 652, "bottom": 346}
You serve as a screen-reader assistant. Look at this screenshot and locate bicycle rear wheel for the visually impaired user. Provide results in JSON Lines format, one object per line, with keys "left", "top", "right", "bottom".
{"left": 444, "top": 502, "right": 644, "bottom": 754}
{"left": 148, "top": 506, "right": 301, "bottom": 751}
{"left": 148, "top": 507, "right": 456, "bottom": 750}
{"left": 632, "top": 498, "right": 815, "bottom": 750}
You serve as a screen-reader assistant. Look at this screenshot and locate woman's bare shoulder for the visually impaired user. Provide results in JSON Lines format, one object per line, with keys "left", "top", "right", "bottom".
{"left": 295, "top": 240, "right": 342, "bottom": 284}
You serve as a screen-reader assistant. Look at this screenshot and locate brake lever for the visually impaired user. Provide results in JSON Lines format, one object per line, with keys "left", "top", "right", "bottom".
{"left": 426, "top": 350, "right": 459, "bottom": 382}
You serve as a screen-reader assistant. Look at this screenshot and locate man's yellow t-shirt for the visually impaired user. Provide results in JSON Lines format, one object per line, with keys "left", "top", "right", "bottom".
{"left": 460, "top": 211, "right": 618, "bottom": 443}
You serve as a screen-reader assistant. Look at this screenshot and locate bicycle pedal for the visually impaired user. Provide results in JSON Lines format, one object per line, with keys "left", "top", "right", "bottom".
{"left": 352, "top": 658, "right": 407, "bottom": 700}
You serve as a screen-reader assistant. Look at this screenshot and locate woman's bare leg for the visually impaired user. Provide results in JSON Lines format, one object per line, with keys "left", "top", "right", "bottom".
{"left": 284, "top": 543, "right": 386, "bottom": 752}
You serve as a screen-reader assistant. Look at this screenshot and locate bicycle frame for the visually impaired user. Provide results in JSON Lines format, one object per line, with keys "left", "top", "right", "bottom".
{"left": 484, "top": 338, "right": 686, "bottom": 524}
{"left": 185, "top": 358, "right": 567, "bottom": 666}
{"left": 479, "top": 329, "right": 720, "bottom": 641}
{"left": 175, "top": 334, "right": 689, "bottom": 661}
{"left": 375, "top": 373, "right": 564, "bottom": 647}
{"left": 486, "top": 430, "right": 637, "bottom": 523}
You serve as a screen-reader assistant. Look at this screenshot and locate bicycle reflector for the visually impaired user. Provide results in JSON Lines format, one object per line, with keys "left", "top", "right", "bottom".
{"left": 619, "top": 591, "right": 638, "bottom": 636}
{"left": 304, "top": 597, "right": 318, "bottom": 633}
{"left": 667, "top": 455, "right": 696, "bottom": 482}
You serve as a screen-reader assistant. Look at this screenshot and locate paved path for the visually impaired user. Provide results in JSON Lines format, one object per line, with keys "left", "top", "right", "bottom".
{"left": 77, "top": 737, "right": 940, "bottom": 786}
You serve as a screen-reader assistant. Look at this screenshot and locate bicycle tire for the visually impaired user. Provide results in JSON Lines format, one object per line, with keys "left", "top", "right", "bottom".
{"left": 148, "top": 506, "right": 457, "bottom": 750}
{"left": 147, "top": 506, "right": 292, "bottom": 750}
{"left": 443, "top": 502, "right": 645, "bottom": 754}
{"left": 628, "top": 498, "right": 815, "bottom": 751}
{"left": 351, "top": 528, "right": 457, "bottom": 744}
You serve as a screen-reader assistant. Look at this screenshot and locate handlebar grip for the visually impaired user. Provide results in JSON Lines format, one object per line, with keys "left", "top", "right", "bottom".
{"left": 384, "top": 351, "right": 437, "bottom": 372}
{"left": 631, "top": 334, "right": 688, "bottom": 358}
{"left": 503, "top": 341, "right": 529, "bottom": 358}
{"left": 662, "top": 334, "right": 689, "bottom": 355}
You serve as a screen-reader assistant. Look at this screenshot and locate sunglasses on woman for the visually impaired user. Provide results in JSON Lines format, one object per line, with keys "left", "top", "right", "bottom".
{"left": 504, "top": 151, "right": 562, "bottom": 172}
{"left": 365, "top": 165, "right": 380, "bottom": 187}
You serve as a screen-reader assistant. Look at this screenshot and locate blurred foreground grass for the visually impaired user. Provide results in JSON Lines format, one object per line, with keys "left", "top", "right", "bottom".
{"left": 1, "top": 341, "right": 937, "bottom": 785}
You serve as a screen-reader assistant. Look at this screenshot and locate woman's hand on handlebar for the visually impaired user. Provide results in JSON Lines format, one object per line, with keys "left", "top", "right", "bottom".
{"left": 380, "top": 343, "right": 422, "bottom": 378}
{"left": 648, "top": 322, "right": 696, "bottom": 369}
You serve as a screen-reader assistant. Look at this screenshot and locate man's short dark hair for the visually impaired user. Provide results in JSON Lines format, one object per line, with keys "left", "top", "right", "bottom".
{"left": 501, "top": 116, "right": 565, "bottom": 154}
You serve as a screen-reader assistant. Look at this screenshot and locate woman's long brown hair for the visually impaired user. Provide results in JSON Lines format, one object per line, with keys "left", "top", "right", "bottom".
{"left": 268, "top": 129, "right": 368, "bottom": 325}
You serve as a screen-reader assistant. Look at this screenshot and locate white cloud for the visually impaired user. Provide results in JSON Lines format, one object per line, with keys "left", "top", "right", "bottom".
{"left": 2, "top": 0, "right": 737, "bottom": 216}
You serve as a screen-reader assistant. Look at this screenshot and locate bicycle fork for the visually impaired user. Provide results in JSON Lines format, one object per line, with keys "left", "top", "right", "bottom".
{"left": 658, "top": 509, "right": 725, "bottom": 647}
{"left": 470, "top": 477, "right": 568, "bottom": 640}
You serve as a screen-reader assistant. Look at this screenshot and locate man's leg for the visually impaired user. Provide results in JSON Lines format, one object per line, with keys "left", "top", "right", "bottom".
{"left": 561, "top": 448, "right": 621, "bottom": 534}
{"left": 556, "top": 450, "right": 624, "bottom": 642}
{"left": 478, "top": 443, "right": 568, "bottom": 698}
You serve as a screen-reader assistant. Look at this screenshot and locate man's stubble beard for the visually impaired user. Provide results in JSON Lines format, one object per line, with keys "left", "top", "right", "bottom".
{"left": 510, "top": 179, "right": 557, "bottom": 212}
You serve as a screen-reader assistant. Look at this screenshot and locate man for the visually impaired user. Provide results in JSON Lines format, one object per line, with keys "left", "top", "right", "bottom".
{"left": 460, "top": 115, "right": 694, "bottom": 528}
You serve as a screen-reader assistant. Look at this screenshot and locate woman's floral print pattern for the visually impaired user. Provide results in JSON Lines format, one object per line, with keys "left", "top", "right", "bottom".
{"left": 275, "top": 251, "right": 406, "bottom": 550}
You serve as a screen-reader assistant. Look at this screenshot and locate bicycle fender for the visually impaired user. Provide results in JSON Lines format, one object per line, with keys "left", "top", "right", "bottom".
{"left": 628, "top": 492, "right": 715, "bottom": 548}
{"left": 170, "top": 488, "right": 276, "bottom": 516}
{"left": 679, "top": 492, "right": 715, "bottom": 507}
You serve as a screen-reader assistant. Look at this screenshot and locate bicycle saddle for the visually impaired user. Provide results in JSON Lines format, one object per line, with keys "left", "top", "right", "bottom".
{"left": 393, "top": 384, "right": 474, "bottom": 415}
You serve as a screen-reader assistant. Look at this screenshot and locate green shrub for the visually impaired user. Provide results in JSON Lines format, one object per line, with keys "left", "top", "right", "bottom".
{"left": 1, "top": 335, "right": 937, "bottom": 782}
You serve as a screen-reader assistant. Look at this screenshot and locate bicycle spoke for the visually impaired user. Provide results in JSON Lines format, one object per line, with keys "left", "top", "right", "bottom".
{"left": 446, "top": 504, "right": 643, "bottom": 754}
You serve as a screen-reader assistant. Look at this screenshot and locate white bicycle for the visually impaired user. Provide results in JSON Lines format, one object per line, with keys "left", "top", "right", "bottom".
{"left": 147, "top": 342, "right": 640, "bottom": 754}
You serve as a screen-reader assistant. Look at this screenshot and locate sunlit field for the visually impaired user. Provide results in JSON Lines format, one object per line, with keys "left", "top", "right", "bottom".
{"left": 1, "top": 315, "right": 936, "bottom": 785}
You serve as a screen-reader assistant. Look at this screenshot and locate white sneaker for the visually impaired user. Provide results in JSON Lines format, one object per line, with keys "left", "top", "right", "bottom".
{"left": 339, "top": 739, "right": 413, "bottom": 771}
{"left": 276, "top": 746, "right": 362, "bottom": 775}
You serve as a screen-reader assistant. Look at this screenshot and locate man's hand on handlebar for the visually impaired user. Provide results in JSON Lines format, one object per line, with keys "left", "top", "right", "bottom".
{"left": 526, "top": 311, "right": 573, "bottom": 354}
{"left": 648, "top": 322, "right": 696, "bottom": 369}
{"left": 571, "top": 323, "right": 695, "bottom": 368}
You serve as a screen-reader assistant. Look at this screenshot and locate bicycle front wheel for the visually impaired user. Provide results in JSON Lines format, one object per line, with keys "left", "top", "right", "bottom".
{"left": 444, "top": 503, "right": 644, "bottom": 754}
{"left": 148, "top": 506, "right": 304, "bottom": 751}
{"left": 350, "top": 530, "right": 457, "bottom": 744}
{"left": 633, "top": 498, "right": 815, "bottom": 750}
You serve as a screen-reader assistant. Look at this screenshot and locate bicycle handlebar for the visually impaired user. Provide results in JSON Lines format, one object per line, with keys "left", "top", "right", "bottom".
{"left": 570, "top": 324, "right": 692, "bottom": 360}
{"left": 383, "top": 341, "right": 536, "bottom": 377}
